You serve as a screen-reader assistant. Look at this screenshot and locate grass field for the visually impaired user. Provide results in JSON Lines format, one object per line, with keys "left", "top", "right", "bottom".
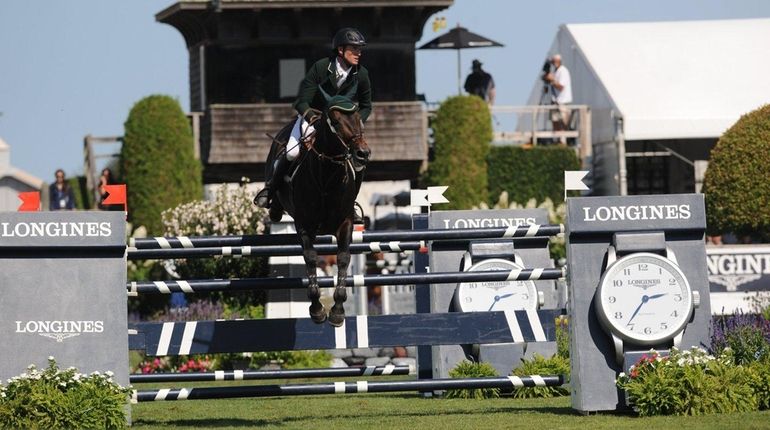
{"left": 130, "top": 379, "right": 770, "bottom": 429}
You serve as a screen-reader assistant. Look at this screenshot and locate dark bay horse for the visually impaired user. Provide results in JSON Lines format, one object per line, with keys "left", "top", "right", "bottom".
{"left": 264, "top": 96, "right": 370, "bottom": 326}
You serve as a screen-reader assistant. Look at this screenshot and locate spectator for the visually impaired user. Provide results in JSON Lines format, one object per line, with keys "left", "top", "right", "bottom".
{"left": 49, "top": 169, "right": 75, "bottom": 210}
{"left": 98, "top": 167, "right": 119, "bottom": 210}
{"left": 464, "top": 59, "right": 496, "bottom": 105}
{"left": 544, "top": 54, "right": 572, "bottom": 137}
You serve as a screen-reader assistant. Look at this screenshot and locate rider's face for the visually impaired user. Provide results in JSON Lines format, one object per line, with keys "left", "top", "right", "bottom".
{"left": 340, "top": 45, "right": 362, "bottom": 66}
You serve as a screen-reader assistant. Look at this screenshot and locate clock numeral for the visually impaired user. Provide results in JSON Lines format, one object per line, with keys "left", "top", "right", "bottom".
{"left": 464, "top": 297, "right": 472, "bottom": 303}
{"left": 469, "top": 285, "right": 478, "bottom": 289}
{"left": 674, "top": 294, "right": 682, "bottom": 302}
{"left": 608, "top": 296, "right": 616, "bottom": 304}
{"left": 659, "top": 267, "right": 663, "bottom": 275}
{"left": 623, "top": 268, "right": 632, "bottom": 276}
{"left": 626, "top": 323, "right": 635, "bottom": 330}
{"left": 521, "top": 294, "right": 529, "bottom": 300}
{"left": 644, "top": 327, "right": 652, "bottom": 334}
{"left": 669, "top": 278, "right": 677, "bottom": 285}
{"left": 638, "top": 263, "right": 648, "bottom": 271}
{"left": 671, "top": 310, "right": 678, "bottom": 318}
{"left": 613, "top": 280, "right": 622, "bottom": 287}
{"left": 660, "top": 322, "right": 668, "bottom": 330}
{"left": 614, "top": 312, "right": 622, "bottom": 319}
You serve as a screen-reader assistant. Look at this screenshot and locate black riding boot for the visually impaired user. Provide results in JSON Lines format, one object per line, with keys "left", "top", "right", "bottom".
{"left": 254, "top": 156, "right": 290, "bottom": 208}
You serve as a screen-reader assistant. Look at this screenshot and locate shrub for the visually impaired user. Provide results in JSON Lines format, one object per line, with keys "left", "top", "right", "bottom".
{"left": 423, "top": 95, "right": 492, "bottom": 209}
{"left": 121, "top": 94, "right": 202, "bottom": 235}
{"left": 618, "top": 347, "right": 759, "bottom": 416}
{"left": 748, "top": 359, "right": 770, "bottom": 410}
{"left": 487, "top": 145, "right": 581, "bottom": 206}
{"left": 445, "top": 361, "right": 500, "bottom": 399}
{"left": 510, "top": 353, "right": 570, "bottom": 398}
{"left": 711, "top": 313, "right": 770, "bottom": 365}
{"left": 0, "top": 357, "right": 129, "bottom": 429}
{"left": 703, "top": 104, "right": 770, "bottom": 239}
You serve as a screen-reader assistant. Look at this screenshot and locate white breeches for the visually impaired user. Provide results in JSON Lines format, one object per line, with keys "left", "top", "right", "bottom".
{"left": 286, "top": 115, "right": 315, "bottom": 161}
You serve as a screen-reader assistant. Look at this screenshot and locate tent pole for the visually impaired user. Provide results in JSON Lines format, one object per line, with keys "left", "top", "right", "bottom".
{"left": 457, "top": 49, "right": 461, "bottom": 95}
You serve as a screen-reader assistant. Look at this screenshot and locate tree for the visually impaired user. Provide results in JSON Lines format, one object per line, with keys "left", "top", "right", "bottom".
{"left": 423, "top": 95, "right": 492, "bottom": 209}
{"left": 121, "top": 95, "right": 202, "bottom": 235}
{"left": 703, "top": 104, "right": 770, "bottom": 240}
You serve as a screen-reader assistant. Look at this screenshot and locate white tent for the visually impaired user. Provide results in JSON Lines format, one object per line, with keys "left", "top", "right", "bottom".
{"left": 527, "top": 18, "right": 770, "bottom": 194}
{"left": 0, "top": 137, "right": 44, "bottom": 212}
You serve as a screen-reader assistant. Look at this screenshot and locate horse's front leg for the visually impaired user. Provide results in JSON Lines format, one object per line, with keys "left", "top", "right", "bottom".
{"left": 328, "top": 219, "right": 353, "bottom": 327}
{"left": 300, "top": 229, "right": 326, "bottom": 324}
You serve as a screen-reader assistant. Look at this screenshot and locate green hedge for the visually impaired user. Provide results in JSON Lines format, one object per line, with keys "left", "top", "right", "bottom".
{"left": 423, "top": 95, "right": 492, "bottom": 209}
{"left": 704, "top": 104, "right": 770, "bottom": 239}
{"left": 487, "top": 146, "right": 580, "bottom": 205}
{"left": 121, "top": 95, "right": 202, "bottom": 235}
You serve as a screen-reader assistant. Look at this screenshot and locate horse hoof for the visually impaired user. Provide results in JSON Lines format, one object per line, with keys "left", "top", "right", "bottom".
{"left": 269, "top": 205, "right": 283, "bottom": 222}
{"left": 309, "top": 305, "right": 327, "bottom": 324}
{"left": 329, "top": 306, "right": 345, "bottom": 327}
{"left": 328, "top": 310, "right": 345, "bottom": 327}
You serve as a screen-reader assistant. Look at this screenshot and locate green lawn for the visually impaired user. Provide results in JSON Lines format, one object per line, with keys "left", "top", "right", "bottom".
{"left": 130, "top": 379, "right": 770, "bottom": 429}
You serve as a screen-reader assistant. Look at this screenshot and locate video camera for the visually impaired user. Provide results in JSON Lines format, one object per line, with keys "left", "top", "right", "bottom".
{"left": 540, "top": 59, "right": 552, "bottom": 83}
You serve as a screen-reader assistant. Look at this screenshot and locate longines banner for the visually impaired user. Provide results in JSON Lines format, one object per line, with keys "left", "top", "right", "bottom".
{"left": 0, "top": 212, "right": 128, "bottom": 389}
{"left": 707, "top": 245, "right": 770, "bottom": 292}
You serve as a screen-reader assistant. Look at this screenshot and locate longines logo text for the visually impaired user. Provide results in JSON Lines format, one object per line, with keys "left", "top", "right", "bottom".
{"left": 0, "top": 222, "right": 112, "bottom": 238}
{"left": 582, "top": 205, "right": 691, "bottom": 222}
{"left": 707, "top": 254, "right": 770, "bottom": 276}
{"left": 442, "top": 217, "right": 537, "bottom": 229}
{"left": 15, "top": 320, "right": 105, "bottom": 342}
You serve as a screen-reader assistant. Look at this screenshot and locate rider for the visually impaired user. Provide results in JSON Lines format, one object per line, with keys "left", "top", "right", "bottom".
{"left": 255, "top": 27, "right": 372, "bottom": 210}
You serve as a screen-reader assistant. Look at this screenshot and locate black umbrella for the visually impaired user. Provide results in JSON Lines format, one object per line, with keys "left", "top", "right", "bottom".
{"left": 418, "top": 24, "right": 504, "bottom": 94}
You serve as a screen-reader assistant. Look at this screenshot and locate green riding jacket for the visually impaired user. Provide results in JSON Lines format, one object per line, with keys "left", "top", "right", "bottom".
{"left": 292, "top": 56, "right": 372, "bottom": 123}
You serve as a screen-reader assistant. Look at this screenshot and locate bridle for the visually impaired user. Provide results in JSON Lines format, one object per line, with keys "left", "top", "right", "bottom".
{"left": 304, "top": 109, "right": 365, "bottom": 172}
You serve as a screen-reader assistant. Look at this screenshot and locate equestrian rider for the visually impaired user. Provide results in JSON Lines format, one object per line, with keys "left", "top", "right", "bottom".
{"left": 255, "top": 27, "right": 372, "bottom": 209}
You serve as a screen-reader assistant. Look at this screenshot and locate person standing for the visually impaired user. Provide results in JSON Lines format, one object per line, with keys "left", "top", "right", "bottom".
{"left": 545, "top": 54, "right": 572, "bottom": 134}
{"left": 463, "top": 59, "right": 496, "bottom": 105}
{"left": 49, "top": 169, "right": 75, "bottom": 210}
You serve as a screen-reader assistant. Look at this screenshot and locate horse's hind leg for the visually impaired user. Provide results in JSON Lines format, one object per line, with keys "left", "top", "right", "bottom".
{"left": 300, "top": 229, "right": 326, "bottom": 324}
{"left": 328, "top": 220, "right": 353, "bottom": 327}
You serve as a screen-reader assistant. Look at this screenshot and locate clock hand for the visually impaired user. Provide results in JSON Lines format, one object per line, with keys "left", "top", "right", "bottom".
{"left": 647, "top": 293, "right": 667, "bottom": 300}
{"left": 497, "top": 293, "right": 517, "bottom": 300}
{"left": 488, "top": 296, "right": 501, "bottom": 312}
{"left": 626, "top": 295, "right": 650, "bottom": 325}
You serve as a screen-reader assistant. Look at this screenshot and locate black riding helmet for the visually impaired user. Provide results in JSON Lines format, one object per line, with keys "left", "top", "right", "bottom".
{"left": 332, "top": 28, "right": 367, "bottom": 50}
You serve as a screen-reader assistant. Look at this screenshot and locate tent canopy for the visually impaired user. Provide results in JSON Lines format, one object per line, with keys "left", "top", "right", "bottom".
{"left": 559, "top": 18, "right": 770, "bottom": 140}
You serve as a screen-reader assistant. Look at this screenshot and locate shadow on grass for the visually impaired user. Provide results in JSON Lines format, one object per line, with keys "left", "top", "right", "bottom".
{"left": 133, "top": 404, "right": 577, "bottom": 428}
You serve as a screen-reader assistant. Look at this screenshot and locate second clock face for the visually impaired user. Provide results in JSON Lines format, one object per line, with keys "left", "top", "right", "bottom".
{"left": 596, "top": 252, "right": 693, "bottom": 344}
{"left": 455, "top": 258, "right": 538, "bottom": 312}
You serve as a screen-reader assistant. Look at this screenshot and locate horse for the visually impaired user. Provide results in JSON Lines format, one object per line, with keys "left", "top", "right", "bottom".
{"left": 264, "top": 95, "right": 370, "bottom": 327}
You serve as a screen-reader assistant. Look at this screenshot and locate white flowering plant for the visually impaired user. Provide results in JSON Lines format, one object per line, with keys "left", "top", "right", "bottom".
{"left": 0, "top": 357, "right": 130, "bottom": 429}
{"left": 616, "top": 347, "right": 766, "bottom": 416}
{"left": 160, "top": 181, "right": 269, "bottom": 282}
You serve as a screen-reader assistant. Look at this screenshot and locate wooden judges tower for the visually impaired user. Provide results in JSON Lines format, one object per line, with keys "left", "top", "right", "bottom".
{"left": 156, "top": 0, "right": 452, "bottom": 183}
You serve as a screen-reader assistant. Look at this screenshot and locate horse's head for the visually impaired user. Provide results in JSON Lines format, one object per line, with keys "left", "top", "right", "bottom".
{"left": 318, "top": 93, "right": 370, "bottom": 172}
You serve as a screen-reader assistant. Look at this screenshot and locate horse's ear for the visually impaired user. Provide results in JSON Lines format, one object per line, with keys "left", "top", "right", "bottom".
{"left": 318, "top": 85, "right": 333, "bottom": 104}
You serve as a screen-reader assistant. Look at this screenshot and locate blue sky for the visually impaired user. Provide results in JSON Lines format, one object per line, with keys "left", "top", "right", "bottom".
{"left": 1, "top": 0, "right": 769, "bottom": 183}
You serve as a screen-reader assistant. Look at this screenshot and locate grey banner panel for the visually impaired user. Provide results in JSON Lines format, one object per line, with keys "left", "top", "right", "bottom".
{"left": 128, "top": 310, "right": 563, "bottom": 356}
{"left": 567, "top": 194, "right": 705, "bottom": 234}
{"left": 426, "top": 209, "right": 556, "bottom": 379}
{"left": 0, "top": 212, "right": 128, "bottom": 390}
{"left": 0, "top": 211, "right": 125, "bottom": 248}
{"left": 566, "top": 194, "right": 711, "bottom": 413}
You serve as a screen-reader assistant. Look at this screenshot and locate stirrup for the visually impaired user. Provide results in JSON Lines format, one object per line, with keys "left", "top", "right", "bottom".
{"left": 254, "top": 188, "right": 271, "bottom": 209}
{"left": 353, "top": 202, "right": 365, "bottom": 225}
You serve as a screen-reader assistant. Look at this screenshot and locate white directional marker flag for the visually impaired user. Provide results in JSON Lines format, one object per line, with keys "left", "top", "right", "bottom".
{"left": 410, "top": 186, "right": 450, "bottom": 208}
{"left": 564, "top": 170, "right": 590, "bottom": 200}
{"left": 565, "top": 171, "right": 590, "bottom": 191}
{"left": 426, "top": 186, "right": 450, "bottom": 204}
{"left": 410, "top": 189, "right": 430, "bottom": 207}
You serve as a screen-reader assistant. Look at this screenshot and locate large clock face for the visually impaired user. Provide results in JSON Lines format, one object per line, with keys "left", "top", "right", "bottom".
{"left": 595, "top": 252, "right": 693, "bottom": 345}
{"left": 454, "top": 258, "right": 538, "bottom": 312}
